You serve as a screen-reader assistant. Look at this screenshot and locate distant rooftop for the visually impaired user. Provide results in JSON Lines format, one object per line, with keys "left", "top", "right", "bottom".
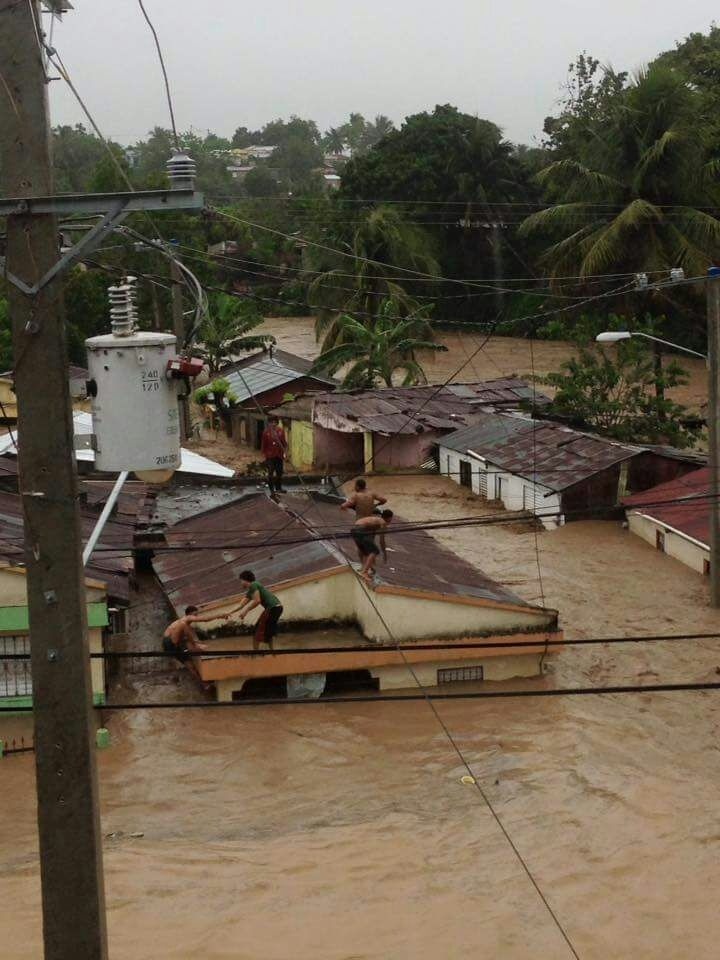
{"left": 440, "top": 414, "right": 639, "bottom": 492}
{"left": 220, "top": 348, "right": 335, "bottom": 406}
{"left": 623, "top": 467, "right": 710, "bottom": 547}
{"left": 289, "top": 380, "right": 545, "bottom": 436}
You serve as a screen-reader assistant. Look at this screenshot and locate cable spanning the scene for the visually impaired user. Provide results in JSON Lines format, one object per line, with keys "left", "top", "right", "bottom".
{"left": 136, "top": 0, "right": 179, "bottom": 149}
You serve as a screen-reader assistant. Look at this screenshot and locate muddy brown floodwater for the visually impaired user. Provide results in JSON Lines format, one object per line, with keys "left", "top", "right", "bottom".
{"left": 1, "top": 338, "right": 718, "bottom": 957}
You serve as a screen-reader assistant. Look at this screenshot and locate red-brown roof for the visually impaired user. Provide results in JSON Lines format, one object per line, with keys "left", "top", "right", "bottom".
{"left": 307, "top": 380, "right": 543, "bottom": 436}
{"left": 152, "top": 492, "right": 540, "bottom": 615}
{"left": 623, "top": 467, "right": 710, "bottom": 546}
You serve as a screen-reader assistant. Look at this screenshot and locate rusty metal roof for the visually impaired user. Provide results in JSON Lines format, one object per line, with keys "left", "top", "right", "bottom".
{"left": 302, "top": 380, "right": 543, "bottom": 436}
{"left": 440, "top": 414, "right": 639, "bottom": 492}
{"left": 152, "top": 492, "right": 539, "bottom": 614}
{"left": 0, "top": 490, "right": 135, "bottom": 602}
{"left": 623, "top": 467, "right": 710, "bottom": 546}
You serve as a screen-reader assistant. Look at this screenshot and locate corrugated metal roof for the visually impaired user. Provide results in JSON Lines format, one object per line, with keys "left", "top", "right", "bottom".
{"left": 439, "top": 415, "right": 639, "bottom": 492}
{"left": 623, "top": 467, "right": 709, "bottom": 546}
{"left": 220, "top": 350, "right": 334, "bottom": 405}
{"left": 307, "top": 380, "right": 543, "bottom": 436}
{"left": 152, "top": 492, "right": 538, "bottom": 614}
{"left": 0, "top": 490, "right": 137, "bottom": 602}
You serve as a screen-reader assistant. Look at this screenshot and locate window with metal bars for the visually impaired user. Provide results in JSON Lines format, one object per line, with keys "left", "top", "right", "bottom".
{"left": 437, "top": 665, "right": 484, "bottom": 684}
{"left": 0, "top": 635, "right": 32, "bottom": 698}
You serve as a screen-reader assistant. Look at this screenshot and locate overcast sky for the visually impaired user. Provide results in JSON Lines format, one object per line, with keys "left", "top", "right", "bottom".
{"left": 49, "top": 0, "right": 718, "bottom": 146}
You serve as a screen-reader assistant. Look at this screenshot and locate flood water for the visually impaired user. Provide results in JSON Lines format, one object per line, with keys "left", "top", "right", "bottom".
{"left": 3, "top": 634, "right": 720, "bottom": 959}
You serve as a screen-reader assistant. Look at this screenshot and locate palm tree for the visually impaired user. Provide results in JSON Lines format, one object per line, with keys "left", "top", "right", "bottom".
{"left": 305, "top": 205, "right": 441, "bottom": 352}
{"left": 197, "top": 294, "right": 275, "bottom": 374}
{"left": 520, "top": 66, "right": 720, "bottom": 283}
{"left": 323, "top": 127, "right": 345, "bottom": 155}
{"left": 310, "top": 299, "right": 446, "bottom": 388}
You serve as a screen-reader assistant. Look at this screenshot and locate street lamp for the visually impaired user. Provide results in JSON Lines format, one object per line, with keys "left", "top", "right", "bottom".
{"left": 595, "top": 330, "right": 707, "bottom": 359}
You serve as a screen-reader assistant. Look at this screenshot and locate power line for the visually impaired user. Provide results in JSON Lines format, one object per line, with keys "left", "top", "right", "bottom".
{"left": 136, "top": 0, "right": 179, "bottom": 149}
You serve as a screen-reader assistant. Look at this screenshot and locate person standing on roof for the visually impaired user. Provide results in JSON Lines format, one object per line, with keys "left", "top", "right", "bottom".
{"left": 227, "top": 571, "right": 284, "bottom": 650}
{"left": 351, "top": 510, "right": 393, "bottom": 582}
{"left": 340, "top": 477, "right": 387, "bottom": 518}
{"left": 261, "top": 415, "right": 287, "bottom": 495}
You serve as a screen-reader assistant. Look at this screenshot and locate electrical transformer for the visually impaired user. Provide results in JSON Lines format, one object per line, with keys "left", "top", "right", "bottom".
{"left": 85, "top": 330, "right": 181, "bottom": 473}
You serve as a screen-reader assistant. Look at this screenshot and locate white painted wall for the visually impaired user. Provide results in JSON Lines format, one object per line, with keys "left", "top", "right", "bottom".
{"left": 439, "top": 446, "right": 562, "bottom": 527}
{"left": 628, "top": 512, "right": 708, "bottom": 575}
{"left": 200, "top": 567, "right": 555, "bottom": 642}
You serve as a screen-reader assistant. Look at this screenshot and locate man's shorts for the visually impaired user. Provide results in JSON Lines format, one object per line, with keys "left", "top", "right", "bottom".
{"left": 162, "top": 636, "right": 189, "bottom": 663}
{"left": 351, "top": 529, "right": 379, "bottom": 555}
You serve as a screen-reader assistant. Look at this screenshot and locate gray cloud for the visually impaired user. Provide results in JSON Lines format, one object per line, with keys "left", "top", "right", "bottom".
{"left": 49, "top": 0, "right": 717, "bottom": 145}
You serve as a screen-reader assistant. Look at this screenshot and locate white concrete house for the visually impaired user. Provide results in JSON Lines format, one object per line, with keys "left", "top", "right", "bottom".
{"left": 623, "top": 467, "right": 709, "bottom": 575}
{"left": 438, "top": 415, "right": 645, "bottom": 528}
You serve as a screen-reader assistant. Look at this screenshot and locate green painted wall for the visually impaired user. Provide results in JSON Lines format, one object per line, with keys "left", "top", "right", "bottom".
{"left": 0, "top": 602, "right": 108, "bottom": 633}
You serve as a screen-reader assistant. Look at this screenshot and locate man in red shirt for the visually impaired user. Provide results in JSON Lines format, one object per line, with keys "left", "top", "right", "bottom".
{"left": 261, "top": 415, "right": 288, "bottom": 494}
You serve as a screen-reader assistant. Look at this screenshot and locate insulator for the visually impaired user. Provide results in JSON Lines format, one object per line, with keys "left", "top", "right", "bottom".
{"left": 669, "top": 267, "right": 685, "bottom": 283}
{"left": 166, "top": 150, "right": 197, "bottom": 191}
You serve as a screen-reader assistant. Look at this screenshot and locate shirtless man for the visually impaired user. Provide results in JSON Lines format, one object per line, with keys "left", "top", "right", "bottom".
{"left": 162, "top": 605, "right": 227, "bottom": 668}
{"left": 350, "top": 510, "right": 393, "bottom": 581}
{"left": 340, "top": 478, "right": 387, "bottom": 518}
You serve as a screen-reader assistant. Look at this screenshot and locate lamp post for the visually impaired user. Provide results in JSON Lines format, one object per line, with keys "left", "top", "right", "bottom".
{"left": 595, "top": 330, "right": 707, "bottom": 359}
{"left": 597, "top": 266, "right": 720, "bottom": 606}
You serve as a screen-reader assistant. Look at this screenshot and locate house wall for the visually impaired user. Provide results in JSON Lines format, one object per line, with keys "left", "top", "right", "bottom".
{"left": 628, "top": 511, "right": 708, "bottom": 574}
{"left": 627, "top": 453, "right": 700, "bottom": 495}
{"left": 0, "top": 379, "right": 17, "bottom": 422}
{"left": 354, "top": 583, "right": 555, "bottom": 642}
{"left": 439, "top": 447, "right": 562, "bottom": 527}
{"left": 197, "top": 567, "right": 555, "bottom": 645}
{"left": 372, "top": 432, "right": 437, "bottom": 470}
{"left": 561, "top": 465, "right": 624, "bottom": 517}
{"left": 313, "top": 425, "right": 364, "bottom": 471}
{"left": 288, "top": 419, "right": 315, "bottom": 470}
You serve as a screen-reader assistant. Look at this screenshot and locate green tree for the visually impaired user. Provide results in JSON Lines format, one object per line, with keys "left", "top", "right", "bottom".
{"left": 52, "top": 124, "right": 109, "bottom": 192}
{"left": 244, "top": 166, "right": 283, "bottom": 198}
{"left": 323, "top": 127, "right": 346, "bottom": 154}
{"left": 305, "top": 204, "right": 441, "bottom": 350}
{"left": 542, "top": 339, "right": 696, "bottom": 447}
{"left": 521, "top": 66, "right": 720, "bottom": 288}
{"left": 311, "top": 300, "right": 446, "bottom": 388}
{"left": 196, "top": 294, "right": 275, "bottom": 373}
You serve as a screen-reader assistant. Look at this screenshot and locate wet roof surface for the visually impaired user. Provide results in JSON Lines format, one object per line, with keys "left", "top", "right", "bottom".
{"left": 623, "top": 467, "right": 709, "bottom": 546}
{"left": 220, "top": 349, "right": 334, "bottom": 405}
{"left": 152, "top": 492, "right": 533, "bottom": 614}
{"left": 440, "top": 414, "right": 639, "bottom": 492}
{"left": 0, "top": 486, "right": 145, "bottom": 602}
{"left": 284, "top": 380, "right": 545, "bottom": 436}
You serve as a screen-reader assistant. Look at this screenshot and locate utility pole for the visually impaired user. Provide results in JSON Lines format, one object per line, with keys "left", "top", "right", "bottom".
{"left": 169, "top": 247, "right": 190, "bottom": 439}
{"left": 0, "top": 2, "right": 108, "bottom": 958}
{"left": 708, "top": 267, "right": 720, "bottom": 607}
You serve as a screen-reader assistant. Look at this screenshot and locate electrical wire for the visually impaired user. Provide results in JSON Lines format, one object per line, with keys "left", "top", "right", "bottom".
{"left": 136, "top": 0, "right": 179, "bottom": 150}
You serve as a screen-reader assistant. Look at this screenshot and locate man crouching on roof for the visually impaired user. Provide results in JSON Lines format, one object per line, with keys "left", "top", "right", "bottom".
{"left": 226, "top": 572, "right": 284, "bottom": 650}
{"left": 163, "top": 606, "right": 229, "bottom": 670}
{"left": 351, "top": 510, "right": 393, "bottom": 582}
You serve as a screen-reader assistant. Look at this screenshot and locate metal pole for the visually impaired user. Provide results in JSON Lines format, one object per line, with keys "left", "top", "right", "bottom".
{"left": 83, "top": 472, "right": 129, "bottom": 566}
{"left": 0, "top": 2, "right": 109, "bottom": 958}
{"left": 708, "top": 268, "right": 720, "bottom": 607}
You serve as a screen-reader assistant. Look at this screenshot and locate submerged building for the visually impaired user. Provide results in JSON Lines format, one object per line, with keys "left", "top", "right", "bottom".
{"left": 152, "top": 493, "right": 561, "bottom": 700}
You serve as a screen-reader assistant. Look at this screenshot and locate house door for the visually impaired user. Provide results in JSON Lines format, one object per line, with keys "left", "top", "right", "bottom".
{"left": 496, "top": 477, "right": 506, "bottom": 502}
{"left": 459, "top": 459, "right": 472, "bottom": 489}
{"left": 656, "top": 529, "right": 665, "bottom": 552}
{"left": 255, "top": 419, "right": 265, "bottom": 450}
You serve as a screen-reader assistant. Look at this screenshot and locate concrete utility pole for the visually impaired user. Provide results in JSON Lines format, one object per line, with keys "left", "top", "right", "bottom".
{"left": 0, "top": 2, "right": 108, "bottom": 958}
{"left": 707, "top": 268, "right": 720, "bottom": 607}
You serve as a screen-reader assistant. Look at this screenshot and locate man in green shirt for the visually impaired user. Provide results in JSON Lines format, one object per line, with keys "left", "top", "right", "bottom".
{"left": 228, "top": 571, "right": 284, "bottom": 650}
